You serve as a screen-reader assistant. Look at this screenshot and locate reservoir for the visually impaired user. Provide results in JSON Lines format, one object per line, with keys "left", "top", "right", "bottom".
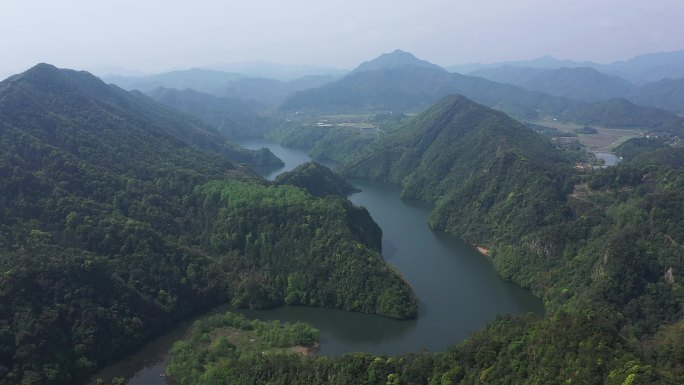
{"left": 87, "top": 138, "right": 542, "bottom": 384}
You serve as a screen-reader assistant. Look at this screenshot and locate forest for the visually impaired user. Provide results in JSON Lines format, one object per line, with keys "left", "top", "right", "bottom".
{"left": 166, "top": 100, "right": 683, "bottom": 384}
{"left": 1, "top": 57, "right": 683, "bottom": 385}
{"left": 0, "top": 64, "right": 416, "bottom": 385}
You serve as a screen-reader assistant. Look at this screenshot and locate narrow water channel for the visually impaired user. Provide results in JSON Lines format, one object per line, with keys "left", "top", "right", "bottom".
{"left": 86, "top": 138, "right": 542, "bottom": 384}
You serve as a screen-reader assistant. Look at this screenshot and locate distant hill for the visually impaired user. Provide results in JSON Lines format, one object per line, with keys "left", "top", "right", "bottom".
{"left": 280, "top": 51, "right": 572, "bottom": 118}
{"left": 219, "top": 74, "right": 338, "bottom": 106}
{"left": 560, "top": 98, "right": 684, "bottom": 135}
{"left": 470, "top": 65, "right": 547, "bottom": 85}
{"left": 519, "top": 67, "right": 633, "bottom": 101}
{"left": 103, "top": 68, "right": 244, "bottom": 94}
{"left": 603, "top": 50, "right": 684, "bottom": 84}
{"left": 628, "top": 77, "right": 684, "bottom": 114}
{"left": 351, "top": 49, "right": 443, "bottom": 73}
{"left": 146, "top": 87, "right": 279, "bottom": 138}
{"left": 450, "top": 50, "right": 684, "bottom": 85}
{"left": 0, "top": 64, "right": 280, "bottom": 167}
{"left": 206, "top": 60, "right": 347, "bottom": 80}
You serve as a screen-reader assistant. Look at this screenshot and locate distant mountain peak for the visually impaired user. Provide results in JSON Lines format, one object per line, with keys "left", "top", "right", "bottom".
{"left": 352, "top": 49, "right": 444, "bottom": 73}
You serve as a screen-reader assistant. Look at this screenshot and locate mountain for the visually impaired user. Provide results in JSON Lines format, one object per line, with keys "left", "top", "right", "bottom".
{"left": 560, "top": 97, "right": 684, "bottom": 135}
{"left": 103, "top": 68, "right": 244, "bottom": 94}
{"left": 628, "top": 77, "right": 684, "bottom": 114}
{"left": 448, "top": 55, "right": 597, "bottom": 74}
{"left": 0, "top": 64, "right": 416, "bottom": 384}
{"left": 452, "top": 50, "right": 684, "bottom": 85}
{"left": 339, "top": 94, "right": 575, "bottom": 243}
{"left": 219, "top": 74, "right": 337, "bottom": 106}
{"left": 603, "top": 50, "right": 684, "bottom": 84}
{"left": 280, "top": 54, "right": 572, "bottom": 118}
{"left": 206, "top": 60, "right": 347, "bottom": 80}
{"left": 0, "top": 64, "right": 280, "bottom": 167}
{"left": 516, "top": 67, "right": 633, "bottom": 101}
{"left": 351, "top": 49, "right": 444, "bottom": 73}
{"left": 275, "top": 162, "right": 359, "bottom": 197}
{"left": 146, "top": 87, "right": 278, "bottom": 138}
{"left": 469, "top": 65, "right": 547, "bottom": 85}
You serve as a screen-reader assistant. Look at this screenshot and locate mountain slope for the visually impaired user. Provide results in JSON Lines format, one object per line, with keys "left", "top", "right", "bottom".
{"left": 0, "top": 64, "right": 416, "bottom": 385}
{"left": 352, "top": 49, "right": 443, "bottom": 73}
{"left": 628, "top": 77, "right": 684, "bottom": 114}
{"left": 340, "top": 94, "right": 575, "bottom": 243}
{"left": 146, "top": 87, "right": 278, "bottom": 138}
{"left": 275, "top": 162, "right": 359, "bottom": 197}
{"left": 520, "top": 67, "right": 633, "bottom": 101}
{"left": 560, "top": 97, "right": 684, "bottom": 136}
{"left": 103, "top": 68, "right": 243, "bottom": 94}
{"left": 469, "top": 65, "right": 547, "bottom": 85}
{"left": 280, "top": 61, "right": 572, "bottom": 118}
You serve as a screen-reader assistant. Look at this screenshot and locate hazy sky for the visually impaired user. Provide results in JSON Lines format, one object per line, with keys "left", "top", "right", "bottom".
{"left": 2, "top": 0, "right": 683, "bottom": 77}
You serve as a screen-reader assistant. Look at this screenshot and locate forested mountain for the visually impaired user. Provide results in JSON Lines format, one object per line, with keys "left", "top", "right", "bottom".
{"left": 280, "top": 56, "right": 571, "bottom": 118}
{"left": 339, "top": 94, "right": 576, "bottom": 244}
{"left": 560, "top": 98, "right": 684, "bottom": 136}
{"left": 168, "top": 96, "right": 684, "bottom": 384}
{"left": 218, "top": 75, "right": 337, "bottom": 106}
{"left": 469, "top": 65, "right": 546, "bottom": 85}
{"left": 0, "top": 64, "right": 416, "bottom": 385}
{"left": 351, "top": 49, "right": 443, "bottom": 73}
{"left": 146, "top": 87, "right": 278, "bottom": 138}
{"left": 519, "top": 67, "right": 633, "bottom": 101}
{"left": 103, "top": 68, "right": 244, "bottom": 94}
{"left": 628, "top": 77, "right": 684, "bottom": 114}
{"left": 451, "top": 50, "right": 684, "bottom": 85}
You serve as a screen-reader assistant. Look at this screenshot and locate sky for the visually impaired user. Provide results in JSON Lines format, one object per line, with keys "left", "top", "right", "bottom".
{"left": 1, "top": 0, "right": 684, "bottom": 77}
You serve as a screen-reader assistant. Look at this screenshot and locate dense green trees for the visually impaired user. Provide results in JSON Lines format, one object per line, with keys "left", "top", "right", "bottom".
{"left": 164, "top": 96, "right": 684, "bottom": 384}
{"left": 0, "top": 64, "right": 415, "bottom": 385}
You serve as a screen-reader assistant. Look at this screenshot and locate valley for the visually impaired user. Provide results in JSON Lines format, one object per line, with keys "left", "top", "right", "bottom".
{"left": 86, "top": 139, "right": 542, "bottom": 385}
{"left": 1, "top": 46, "right": 683, "bottom": 385}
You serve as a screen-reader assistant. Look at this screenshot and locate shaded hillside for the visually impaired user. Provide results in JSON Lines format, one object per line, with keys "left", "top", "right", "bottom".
{"left": 275, "top": 162, "right": 360, "bottom": 197}
{"left": 451, "top": 50, "right": 684, "bottom": 85}
{"left": 629, "top": 77, "right": 684, "bottom": 114}
{"left": 146, "top": 87, "right": 279, "bottom": 138}
{"left": 214, "top": 74, "right": 336, "bottom": 106}
{"left": 103, "top": 68, "right": 243, "bottom": 94}
{"left": 281, "top": 60, "right": 572, "bottom": 118}
{"left": 0, "top": 64, "right": 416, "bottom": 385}
{"left": 170, "top": 99, "right": 684, "bottom": 384}
{"left": 520, "top": 67, "right": 633, "bottom": 101}
{"left": 340, "top": 94, "right": 576, "bottom": 244}
{"left": 470, "top": 65, "right": 546, "bottom": 85}
{"left": 560, "top": 98, "right": 684, "bottom": 136}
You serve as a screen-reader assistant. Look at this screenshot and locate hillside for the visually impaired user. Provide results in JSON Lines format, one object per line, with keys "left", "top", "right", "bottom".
{"left": 340, "top": 94, "right": 575, "bottom": 244}
{"left": 146, "top": 87, "right": 278, "bottom": 138}
{"left": 520, "top": 67, "right": 633, "bottom": 101}
{"left": 280, "top": 52, "right": 572, "bottom": 118}
{"left": 103, "top": 68, "right": 243, "bottom": 94}
{"left": 629, "top": 77, "right": 684, "bottom": 114}
{"left": 218, "top": 75, "right": 336, "bottom": 106}
{"left": 469, "top": 65, "right": 547, "bottom": 85}
{"left": 170, "top": 97, "right": 684, "bottom": 384}
{"left": 351, "top": 49, "right": 443, "bottom": 73}
{"left": 451, "top": 50, "right": 684, "bottom": 85}
{"left": 560, "top": 98, "right": 684, "bottom": 136}
{"left": 0, "top": 64, "right": 416, "bottom": 385}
